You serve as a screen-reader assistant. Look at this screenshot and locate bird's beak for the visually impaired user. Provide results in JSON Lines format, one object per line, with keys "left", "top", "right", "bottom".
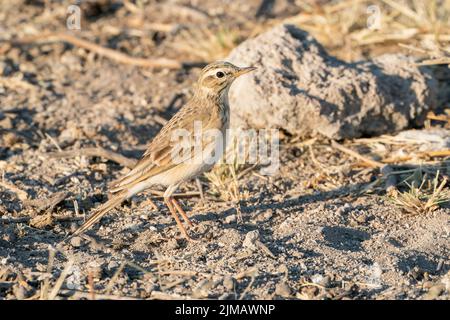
{"left": 235, "top": 66, "right": 257, "bottom": 77}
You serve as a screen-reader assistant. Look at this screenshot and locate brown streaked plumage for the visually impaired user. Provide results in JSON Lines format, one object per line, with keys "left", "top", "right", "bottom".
{"left": 70, "top": 61, "right": 256, "bottom": 241}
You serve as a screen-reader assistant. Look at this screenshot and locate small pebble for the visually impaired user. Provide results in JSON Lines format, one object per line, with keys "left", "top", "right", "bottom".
{"left": 94, "top": 172, "right": 103, "bottom": 181}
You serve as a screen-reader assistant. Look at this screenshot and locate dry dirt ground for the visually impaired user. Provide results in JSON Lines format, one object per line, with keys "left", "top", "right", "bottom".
{"left": 0, "top": 1, "right": 449, "bottom": 300}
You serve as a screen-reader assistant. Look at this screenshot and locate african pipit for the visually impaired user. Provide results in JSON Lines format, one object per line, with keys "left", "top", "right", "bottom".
{"left": 71, "top": 61, "right": 256, "bottom": 241}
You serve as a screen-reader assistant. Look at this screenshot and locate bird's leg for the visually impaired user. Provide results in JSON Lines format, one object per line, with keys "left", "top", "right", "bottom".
{"left": 164, "top": 196, "right": 191, "bottom": 241}
{"left": 171, "top": 197, "right": 194, "bottom": 227}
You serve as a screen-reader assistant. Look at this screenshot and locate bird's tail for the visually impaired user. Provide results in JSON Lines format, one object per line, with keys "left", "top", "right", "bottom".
{"left": 69, "top": 191, "right": 128, "bottom": 239}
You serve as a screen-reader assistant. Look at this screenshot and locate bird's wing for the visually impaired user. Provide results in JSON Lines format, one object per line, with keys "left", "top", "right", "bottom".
{"left": 110, "top": 99, "right": 215, "bottom": 193}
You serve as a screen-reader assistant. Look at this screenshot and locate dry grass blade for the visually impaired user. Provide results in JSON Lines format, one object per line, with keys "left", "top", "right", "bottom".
{"left": 281, "top": 0, "right": 450, "bottom": 61}
{"left": 12, "top": 32, "right": 184, "bottom": 69}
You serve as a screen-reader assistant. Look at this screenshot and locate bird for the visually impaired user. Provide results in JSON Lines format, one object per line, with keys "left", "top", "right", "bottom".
{"left": 70, "top": 61, "right": 256, "bottom": 241}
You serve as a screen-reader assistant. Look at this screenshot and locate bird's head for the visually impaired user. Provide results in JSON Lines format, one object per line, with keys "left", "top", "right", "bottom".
{"left": 197, "top": 61, "right": 256, "bottom": 95}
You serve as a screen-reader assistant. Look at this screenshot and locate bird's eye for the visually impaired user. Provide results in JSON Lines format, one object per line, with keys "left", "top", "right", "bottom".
{"left": 216, "top": 71, "right": 225, "bottom": 78}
